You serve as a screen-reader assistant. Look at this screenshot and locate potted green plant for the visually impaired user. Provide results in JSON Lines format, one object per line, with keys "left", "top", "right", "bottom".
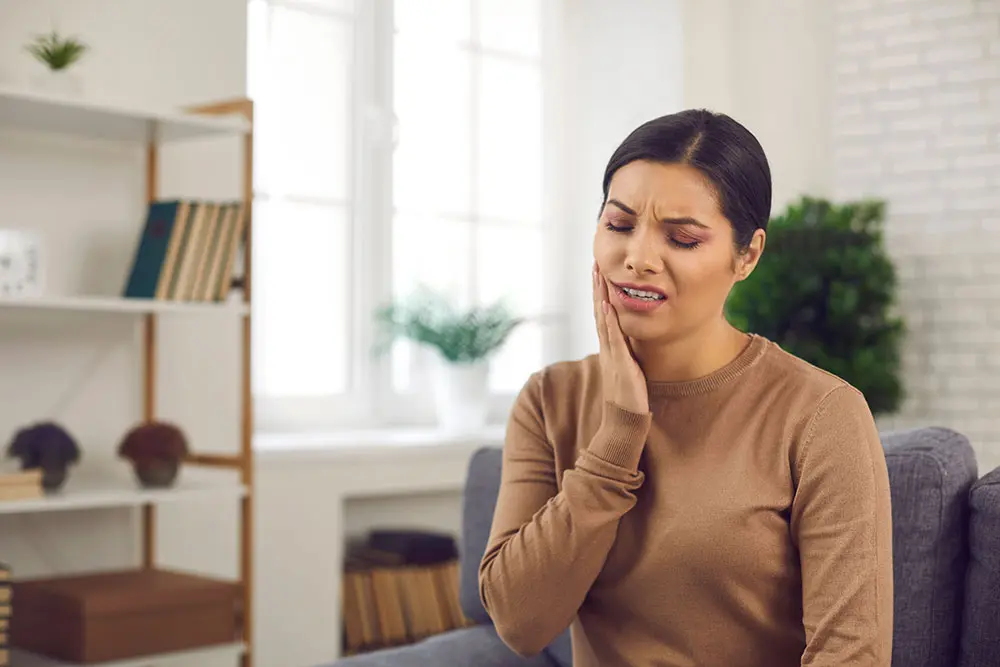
{"left": 725, "top": 196, "right": 905, "bottom": 416}
{"left": 24, "top": 29, "right": 89, "bottom": 96}
{"left": 117, "top": 421, "right": 189, "bottom": 489}
{"left": 374, "top": 287, "right": 522, "bottom": 431}
{"left": 6, "top": 421, "right": 81, "bottom": 492}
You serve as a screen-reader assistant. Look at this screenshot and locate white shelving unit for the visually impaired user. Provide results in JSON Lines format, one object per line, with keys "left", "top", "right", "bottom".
{"left": 0, "top": 83, "right": 256, "bottom": 667}
{"left": 11, "top": 643, "right": 247, "bottom": 667}
{"left": 0, "top": 295, "right": 249, "bottom": 316}
{"left": 0, "top": 83, "right": 250, "bottom": 142}
{"left": 0, "top": 477, "right": 246, "bottom": 515}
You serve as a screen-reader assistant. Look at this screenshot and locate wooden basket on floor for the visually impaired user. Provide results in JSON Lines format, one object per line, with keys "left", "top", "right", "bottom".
{"left": 341, "top": 541, "right": 474, "bottom": 655}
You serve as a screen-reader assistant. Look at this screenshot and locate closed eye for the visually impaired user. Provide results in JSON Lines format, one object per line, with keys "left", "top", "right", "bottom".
{"left": 607, "top": 222, "right": 701, "bottom": 249}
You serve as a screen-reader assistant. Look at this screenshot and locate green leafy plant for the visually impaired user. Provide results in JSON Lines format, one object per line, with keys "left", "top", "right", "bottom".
{"left": 373, "top": 287, "right": 523, "bottom": 364}
{"left": 25, "top": 29, "right": 88, "bottom": 71}
{"left": 725, "top": 196, "right": 905, "bottom": 416}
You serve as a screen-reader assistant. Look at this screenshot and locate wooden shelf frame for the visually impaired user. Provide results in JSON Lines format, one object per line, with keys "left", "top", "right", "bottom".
{"left": 137, "top": 96, "right": 256, "bottom": 667}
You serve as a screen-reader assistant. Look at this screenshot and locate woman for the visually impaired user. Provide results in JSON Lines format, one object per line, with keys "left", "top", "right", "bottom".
{"left": 478, "top": 109, "right": 893, "bottom": 667}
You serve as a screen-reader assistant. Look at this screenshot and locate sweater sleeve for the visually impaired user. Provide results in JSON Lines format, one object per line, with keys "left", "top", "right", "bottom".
{"left": 791, "top": 384, "right": 894, "bottom": 667}
{"left": 478, "top": 371, "right": 652, "bottom": 657}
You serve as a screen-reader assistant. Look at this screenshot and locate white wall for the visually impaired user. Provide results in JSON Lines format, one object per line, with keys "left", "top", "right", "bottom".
{"left": 563, "top": 0, "right": 834, "bottom": 359}
{"left": 559, "top": 0, "right": 686, "bottom": 360}
{"left": 0, "top": 1, "right": 246, "bottom": 666}
{"left": 830, "top": 0, "right": 1000, "bottom": 470}
{"left": 682, "top": 0, "right": 834, "bottom": 212}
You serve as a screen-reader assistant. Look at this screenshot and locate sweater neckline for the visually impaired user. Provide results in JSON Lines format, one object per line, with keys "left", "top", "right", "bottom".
{"left": 645, "top": 333, "right": 768, "bottom": 399}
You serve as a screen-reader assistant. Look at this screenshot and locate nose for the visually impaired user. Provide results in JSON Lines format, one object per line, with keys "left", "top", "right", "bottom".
{"left": 624, "top": 227, "right": 664, "bottom": 275}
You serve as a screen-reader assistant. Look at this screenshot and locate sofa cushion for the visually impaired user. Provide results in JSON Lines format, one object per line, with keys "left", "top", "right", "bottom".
{"left": 460, "top": 447, "right": 504, "bottom": 625}
{"left": 959, "top": 465, "right": 1000, "bottom": 667}
{"left": 460, "top": 446, "right": 573, "bottom": 667}
{"left": 326, "top": 624, "right": 559, "bottom": 667}
{"left": 881, "top": 427, "right": 977, "bottom": 667}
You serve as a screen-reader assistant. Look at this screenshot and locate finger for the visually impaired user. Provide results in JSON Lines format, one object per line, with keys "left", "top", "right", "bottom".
{"left": 593, "top": 269, "right": 609, "bottom": 351}
{"left": 602, "top": 284, "right": 632, "bottom": 358}
{"left": 592, "top": 263, "right": 603, "bottom": 310}
{"left": 604, "top": 304, "right": 630, "bottom": 358}
{"left": 592, "top": 265, "right": 600, "bottom": 319}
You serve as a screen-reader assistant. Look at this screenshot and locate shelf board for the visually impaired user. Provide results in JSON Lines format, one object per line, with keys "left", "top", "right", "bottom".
{"left": 11, "top": 643, "right": 245, "bottom": 667}
{"left": 0, "top": 295, "right": 248, "bottom": 316}
{"left": 0, "top": 477, "right": 246, "bottom": 515}
{"left": 0, "top": 83, "right": 250, "bottom": 143}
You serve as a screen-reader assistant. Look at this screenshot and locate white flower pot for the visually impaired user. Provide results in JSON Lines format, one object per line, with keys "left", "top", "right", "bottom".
{"left": 31, "top": 69, "right": 84, "bottom": 97}
{"left": 431, "top": 357, "right": 490, "bottom": 432}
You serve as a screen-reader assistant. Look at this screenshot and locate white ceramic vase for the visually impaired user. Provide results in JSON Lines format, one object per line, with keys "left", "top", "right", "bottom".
{"left": 431, "top": 356, "right": 490, "bottom": 433}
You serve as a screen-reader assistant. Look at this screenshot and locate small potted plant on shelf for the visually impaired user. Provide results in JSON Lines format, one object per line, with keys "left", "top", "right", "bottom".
{"left": 373, "top": 286, "right": 522, "bottom": 432}
{"left": 5, "top": 421, "right": 81, "bottom": 492}
{"left": 117, "top": 421, "right": 189, "bottom": 489}
{"left": 24, "top": 28, "right": 89, "bottom": 96}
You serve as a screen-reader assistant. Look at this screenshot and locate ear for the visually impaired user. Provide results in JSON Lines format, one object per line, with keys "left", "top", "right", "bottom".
{"left": 735, "top": 229, "right": 766, "bottom": 282}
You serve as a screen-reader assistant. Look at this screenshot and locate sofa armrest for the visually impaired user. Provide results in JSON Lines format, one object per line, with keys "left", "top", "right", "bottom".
{"left": 959, "top": 466, "right": 1000, "bottom": 667}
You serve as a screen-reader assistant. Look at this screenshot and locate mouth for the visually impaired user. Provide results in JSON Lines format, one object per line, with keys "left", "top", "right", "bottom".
{"left": 610, "top": 281, "right": 668, "bottom": 313}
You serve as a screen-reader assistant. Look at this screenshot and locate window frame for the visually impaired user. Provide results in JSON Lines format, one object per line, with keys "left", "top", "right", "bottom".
{"left": 250, "top": 0, "right": 570, "bottom": 434}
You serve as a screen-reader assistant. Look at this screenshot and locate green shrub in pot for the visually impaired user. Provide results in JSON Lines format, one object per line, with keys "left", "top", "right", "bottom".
{"left": 725, "top": 196, "right": 905, "bottom": 416}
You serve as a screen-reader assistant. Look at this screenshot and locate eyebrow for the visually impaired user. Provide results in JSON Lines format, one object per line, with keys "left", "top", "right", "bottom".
{"left": 606, "top": 198, "right": 711, "bottom": 229}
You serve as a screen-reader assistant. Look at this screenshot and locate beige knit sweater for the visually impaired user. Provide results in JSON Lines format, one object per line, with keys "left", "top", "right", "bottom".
{"left": 479, "top": 334, "right": 893, "bottom": 666}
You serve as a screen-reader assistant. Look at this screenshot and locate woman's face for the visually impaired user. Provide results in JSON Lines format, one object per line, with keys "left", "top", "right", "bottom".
{"left": 593, "top": 159, "right": 762, "bottom": 343}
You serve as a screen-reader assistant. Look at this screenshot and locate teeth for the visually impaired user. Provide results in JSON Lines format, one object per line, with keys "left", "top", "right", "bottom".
{"left": 622, "top": 286, "right": 664, "bottom": 300}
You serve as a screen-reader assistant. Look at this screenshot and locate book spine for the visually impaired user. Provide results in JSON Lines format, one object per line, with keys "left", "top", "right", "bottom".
{"left": 0, "top": 562, "right": 10, "bottom": 667}
{"left": 341, "top": 558, "right": 468, "bottom": 655}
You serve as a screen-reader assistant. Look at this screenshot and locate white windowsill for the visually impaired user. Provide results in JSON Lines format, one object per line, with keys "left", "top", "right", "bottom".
{"left": 253, "top": 424, "right": 506, "bottom": 464}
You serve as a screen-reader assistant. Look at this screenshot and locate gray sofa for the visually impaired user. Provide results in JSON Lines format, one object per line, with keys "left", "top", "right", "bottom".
{"left": 326, "top": 426, "right": 1000, "bottom": 667}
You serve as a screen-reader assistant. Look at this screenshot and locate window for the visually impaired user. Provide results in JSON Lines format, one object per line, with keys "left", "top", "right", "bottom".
{"left": 247, "top": 0, "right": 357, "bottom": 426}
{"left": 248, "top": 0, "right": 564, "bottom": 432}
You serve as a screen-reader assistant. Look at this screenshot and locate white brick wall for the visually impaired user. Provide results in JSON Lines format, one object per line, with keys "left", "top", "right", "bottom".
{"left": 832, "top": 0, "right": 1000, "bottom": 468}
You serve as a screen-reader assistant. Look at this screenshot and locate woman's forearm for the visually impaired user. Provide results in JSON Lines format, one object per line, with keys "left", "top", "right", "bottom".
{"left": 479, "top": 403, "right": 650, "bottom": 657}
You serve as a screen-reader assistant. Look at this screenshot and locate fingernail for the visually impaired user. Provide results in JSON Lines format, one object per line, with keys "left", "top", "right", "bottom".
{"left": 602, "top": 301, "right": 609, "bottom": 314}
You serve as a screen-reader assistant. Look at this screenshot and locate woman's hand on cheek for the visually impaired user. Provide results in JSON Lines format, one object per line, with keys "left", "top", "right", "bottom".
{"left": 593, "top": 262, "right": 649, "bottom": 415}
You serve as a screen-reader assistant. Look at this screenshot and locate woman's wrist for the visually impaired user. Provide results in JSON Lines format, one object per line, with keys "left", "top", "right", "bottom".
{"left": 587, "top": 402, "right": 652, "bottom": 470}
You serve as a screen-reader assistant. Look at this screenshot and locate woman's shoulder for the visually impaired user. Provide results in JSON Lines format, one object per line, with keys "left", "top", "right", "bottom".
{"left": 754, "top": 337, "right": 862, "bottom": 402}
{"left": 751, "top": 337, "right": 875, "bottom": 439}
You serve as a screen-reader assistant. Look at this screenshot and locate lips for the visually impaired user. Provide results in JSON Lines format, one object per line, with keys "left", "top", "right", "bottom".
{"left": 614, "top": 282, "right": 667, "bottom": 297}
{"left": 609, "top": 281, "right": 668, "bottom": 313}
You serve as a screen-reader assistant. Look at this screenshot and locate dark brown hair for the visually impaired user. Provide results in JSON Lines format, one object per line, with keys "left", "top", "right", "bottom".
{"left": 602, "top": 109, "right": 772, "bottom": 250}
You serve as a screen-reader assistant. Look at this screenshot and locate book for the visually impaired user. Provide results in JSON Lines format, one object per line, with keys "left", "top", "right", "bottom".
{"left": 214, "top": 201, "right": 247, "bottom": 301}
{"left": 122, "top": 200, "right": 190, "bottom": 299}
{"left": 0, "top": 470, "right": 42, "bottom": 486}
{"left": 367, "top": 529, "right": 459, "bottom": 565}
{"left": 122, "top": 198, "right": 247, "bottom": 303}
{"left": 0, "top": 561, "right": 9, "bottom": 667}
{"left": 0, "top": 470, "right": 42, "bottom": 501}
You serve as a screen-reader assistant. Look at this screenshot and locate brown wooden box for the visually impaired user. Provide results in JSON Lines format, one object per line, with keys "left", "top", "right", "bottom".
{"left": 10, "top": 568, "right": 242, "bottom": 663}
